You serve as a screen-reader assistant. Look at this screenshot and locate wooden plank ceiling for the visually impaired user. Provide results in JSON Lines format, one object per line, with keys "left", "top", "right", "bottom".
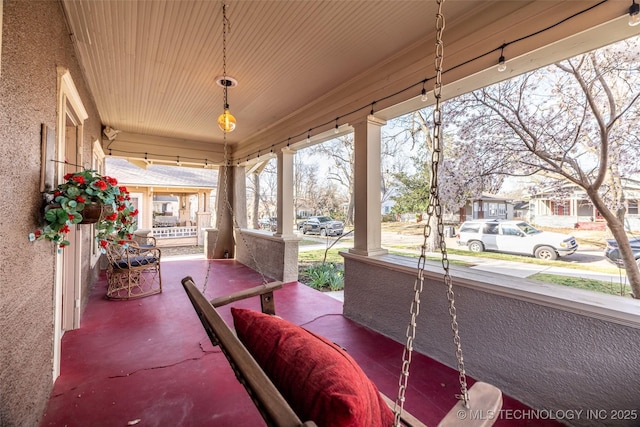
{"left": 60, "top": 0, "right": 633, "bottom": 167}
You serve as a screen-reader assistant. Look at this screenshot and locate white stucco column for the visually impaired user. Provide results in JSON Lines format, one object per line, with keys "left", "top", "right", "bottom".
{"left": 349, "top": 115, "right": 388, "bottom": 256}
{"left": 275, "top": 147, "right": 296, "bottom": 237}
{"left": 233, "top": 166, "right": 247, "bottom": 229}
{"left": 211, "top": 165, "right": 237, "bottom": 258}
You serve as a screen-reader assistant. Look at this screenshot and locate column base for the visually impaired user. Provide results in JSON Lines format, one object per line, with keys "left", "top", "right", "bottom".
{"left": 348, "top": 247, "right": 388, "bottom": 257}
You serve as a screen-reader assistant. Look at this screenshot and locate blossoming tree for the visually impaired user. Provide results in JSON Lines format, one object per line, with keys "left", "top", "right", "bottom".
{"left": 448, "top": 36, "right": 640, "bottom": 298}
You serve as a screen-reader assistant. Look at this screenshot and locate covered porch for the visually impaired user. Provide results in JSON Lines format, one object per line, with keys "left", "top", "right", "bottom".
{"left": 5, "top": 2, "right": 640, "bottom": 426}
{"left": 40, "top": 256, "right": 564, "bottom": 427}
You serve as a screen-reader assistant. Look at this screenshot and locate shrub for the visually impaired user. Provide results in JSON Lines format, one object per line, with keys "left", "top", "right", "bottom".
{"left": 305, "top": 262, "right": 344, "bottom": 291}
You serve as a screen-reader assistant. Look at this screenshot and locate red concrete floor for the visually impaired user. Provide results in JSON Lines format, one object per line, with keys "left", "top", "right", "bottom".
{"left": 39, "top": 257, "right": 562, "bottom": 427}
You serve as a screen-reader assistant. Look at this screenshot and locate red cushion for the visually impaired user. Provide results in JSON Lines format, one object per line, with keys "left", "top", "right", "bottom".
{"left": 231, "top": 307, "right": 395, "bottom": 427}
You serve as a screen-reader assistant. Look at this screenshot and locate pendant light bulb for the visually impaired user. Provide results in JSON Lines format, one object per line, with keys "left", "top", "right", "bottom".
{"left": 630, "top": 0, "right": 640, "bottom": 26}
{"left": 218, "top": 106, "right": 236, "bottom": 132}
{"left": 497, "top": 55, "right": 507, "bottom": 72}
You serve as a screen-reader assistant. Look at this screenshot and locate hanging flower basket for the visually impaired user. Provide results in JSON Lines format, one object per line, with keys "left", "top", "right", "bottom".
{"left": 30, "top": 170, "right": 138, "bottom": 249}
{"left": 79, "top": 202, "right": 104, "bottom": 224}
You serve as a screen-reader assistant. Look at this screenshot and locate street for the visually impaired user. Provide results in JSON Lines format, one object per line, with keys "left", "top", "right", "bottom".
{"left": 298, "top": 228, "right": 629, "bottom": 284}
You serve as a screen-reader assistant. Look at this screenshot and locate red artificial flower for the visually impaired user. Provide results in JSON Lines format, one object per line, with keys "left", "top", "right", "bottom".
{"left": 106, "top": 176, "right": 118, "bottom": 186}
{"left": 72, "top": 175, "right": 86, "bottom": 184}
{"left": 94, "top": 180, "right": 108, "bottom": 191}
{"left": 130, "top": 209, "right": 139, "bottom": 217}
{"left": 119, "top": 186, "right": 128, "bottom": 193}
{"left": 61, "top": 225, "right": 70, "bottom": 233}
{"left": 54, "top": 190, "right": 62, "bottom": 197}
{"left": 59, "top": 242, "right": 67, "bottom": 248}
{"left": 127, "top": 234, "right": 133, "bottom": 239}
{"left": 34, "top": 230, "right": 42, "bottom": 238}
{"left": 117, "top": 195, "right": 125, "bottom": 201}
{"left": 76, "top": 196, "right": 85, "bottom": 203}
{"left": 106, "top": 213, "right": 118, "bottom": 221}
{"left": 118, "top": 240, "right": 126, "bottom": 245}
{"left": 100, "top": 240, "right": 108, "bottom": 248}
{"left": 117, "top": 204, "right": 126, "bottom": 211}
{"left": 64, "top": 173, "right": 73, "bottom": 180}
{"left": 67, "top": 213, "right": 75, "bottom": 221}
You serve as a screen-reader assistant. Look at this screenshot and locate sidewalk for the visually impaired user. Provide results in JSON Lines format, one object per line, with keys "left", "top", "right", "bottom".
{"left": 168, "top": 234, "right": 629, "bottom": 285}
{"left": 444, "top": 251, "right": 627, "bottom": 284}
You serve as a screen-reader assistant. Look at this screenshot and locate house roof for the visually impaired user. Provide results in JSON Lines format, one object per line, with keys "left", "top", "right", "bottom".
{"left": 106, "top": 158, "right": 217, "bottom": 189}
{"left": 473, "top": 193, "right": 512, "bottom": 202}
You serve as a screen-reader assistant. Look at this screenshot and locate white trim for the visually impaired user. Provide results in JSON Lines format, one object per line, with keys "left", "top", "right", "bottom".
{"left": 52, "top": 68, "right": 88, "bottom": 381}
{"left": 58, "top": 67, "right": 88, "bottom": 121}
{"left": 90, "top": 140, "right": 106, "bottom": 266}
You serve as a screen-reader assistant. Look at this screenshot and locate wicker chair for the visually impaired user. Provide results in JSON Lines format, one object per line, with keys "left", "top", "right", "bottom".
{"left": 105, "top": 238, "right": 162, "bottom": 300}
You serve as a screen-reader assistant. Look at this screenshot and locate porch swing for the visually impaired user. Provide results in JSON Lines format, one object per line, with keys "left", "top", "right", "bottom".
{"left": 181, "top": 1, "right": 502, "bottom": 425}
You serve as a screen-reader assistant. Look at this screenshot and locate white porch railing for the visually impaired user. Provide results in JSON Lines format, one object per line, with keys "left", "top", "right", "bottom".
{"left": 151, "top": 226, "right": 198, "bottom": 238}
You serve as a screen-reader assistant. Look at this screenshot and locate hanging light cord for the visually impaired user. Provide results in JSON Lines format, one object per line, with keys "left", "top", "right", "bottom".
{"left": 222, "top": 2, "right": 230, "bottom": 110}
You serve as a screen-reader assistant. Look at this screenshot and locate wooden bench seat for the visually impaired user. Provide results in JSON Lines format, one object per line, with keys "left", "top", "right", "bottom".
{"left": 181, "top": 276, "right": 501, "bottom": 427}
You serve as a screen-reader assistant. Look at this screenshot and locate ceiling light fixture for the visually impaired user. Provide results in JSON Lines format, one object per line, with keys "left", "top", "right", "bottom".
{"left": 630, "top": 0, "right": 640, "bottom": 26}
{"left": 103, "top": 126, "right": 121, "bottom": 141}
{"left": 334, "top": 118, "right": 339, "bottom": 134}
{"left": 421, "top": 81, "right": 428, "bottom": 102}
{"left": 217, "top": 3, "right": 236, "bottom": 133}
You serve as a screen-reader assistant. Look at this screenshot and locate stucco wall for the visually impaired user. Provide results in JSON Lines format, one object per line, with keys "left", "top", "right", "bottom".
{"left": 342, "top": 253, "right": 640, "bottom": 427}
{"left": 235, "top": 229, "right": 300, "bottom": 283}
{"left": 0, "top": 1, "right": 101, "bottom": 425}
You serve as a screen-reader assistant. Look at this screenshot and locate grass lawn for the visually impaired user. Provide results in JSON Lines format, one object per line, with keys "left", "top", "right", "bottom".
{"left": 529, "top": 273, "right": 632, "bottom": 297}
{"left": 298, "top": 227, "right": 628, "bottom": 297}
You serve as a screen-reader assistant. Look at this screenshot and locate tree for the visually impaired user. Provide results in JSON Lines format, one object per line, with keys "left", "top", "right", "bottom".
{"left": 389, "top": 141, "right": 430, "bottom": 218}
{"left": 449, "top": 36, "right": 640, "bottom": 298}
{"left": 310, "top": 136, "right": 354, "bottom": 224}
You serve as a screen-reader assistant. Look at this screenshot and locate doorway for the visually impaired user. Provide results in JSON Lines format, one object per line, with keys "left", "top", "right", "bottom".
{"left": 52, "top": 68, "right": 89, "bottom": 379}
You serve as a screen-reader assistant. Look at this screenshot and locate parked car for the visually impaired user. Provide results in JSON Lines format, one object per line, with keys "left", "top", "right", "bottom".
{"left": 258, "top": 217, "right": 277, "bottom": 232}
{"left": 456, "top": 219, "right": 578, "bottom": 260}
{"left": 604, "top": 236, "right": 640, "bottom": 268}
{"left": 298, "top": 216, "right": 344, "bottom": 236}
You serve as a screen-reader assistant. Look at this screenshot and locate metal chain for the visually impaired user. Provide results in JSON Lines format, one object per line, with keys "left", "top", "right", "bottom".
{"left": 207, "top": 1, "right": 269, "bottom": 288}
{"left": 202, "top": 1, "right": 230, "bottom": 295}
{"left": 222, "top": 2, "right": 229, "bottom": 108}
{"left": 394, "top": 1, "right": 468, "bottom": 425}
{"left": 432, "top": 0, "right": 469, "bottom": 407}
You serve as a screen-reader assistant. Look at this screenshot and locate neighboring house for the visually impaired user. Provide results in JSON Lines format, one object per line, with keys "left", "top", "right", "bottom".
{"left": 528, "top": 179, "right": 640, "bottom": 231}
{"left": 106, "top": 158, "right": 217, "bottom": 246}
{"left": 513, "top": 201, "right": 531, "bottom": 221}
{"left": 459, "top": 194, "right": 514, "bottom": 222}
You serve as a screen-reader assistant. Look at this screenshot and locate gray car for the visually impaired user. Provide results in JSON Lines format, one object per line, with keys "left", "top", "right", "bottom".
{"left": 299, "top": 216, "right": 344, "bottom": 236}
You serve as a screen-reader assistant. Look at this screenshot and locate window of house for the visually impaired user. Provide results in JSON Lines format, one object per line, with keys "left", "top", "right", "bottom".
{"left": 628, "top": 200, "right": 638, "bottom": 215}
{"left": 552, "top": 200, "right": 570, "bottom": 216}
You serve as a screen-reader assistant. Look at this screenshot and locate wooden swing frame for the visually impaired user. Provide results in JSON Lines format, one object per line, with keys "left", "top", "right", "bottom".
{"left": 182, "top": 276, "right": 502, "bottom": 427}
